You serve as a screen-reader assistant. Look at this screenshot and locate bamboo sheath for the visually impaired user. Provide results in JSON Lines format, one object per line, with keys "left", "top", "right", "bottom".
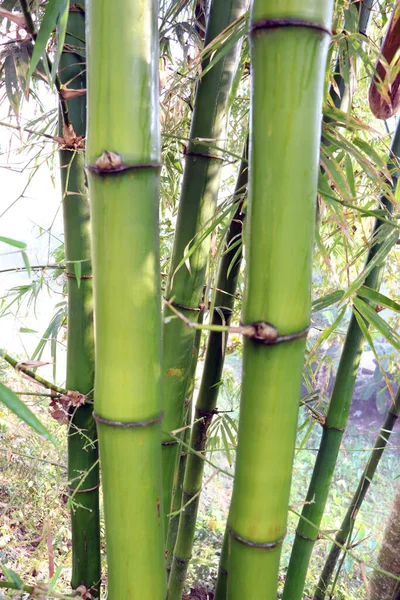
{"left": 168, "top": 149, "right": 248, "bottom": 599}
{"left": 86, "top": 1, "right": 165, "bottom": 598}
{"left": 222, "top": 3, "right": 333, "bottom": 598}
{"left": 162, "top": 0, "right": 248, "bottom": 535}
{"left": 58, "top": 6, "right": 100, "bottom": 594}
{"left": 283, "top": 117, "right": 400, "bottom": 600}
{"left": 315, "top": 386, "right": 400, "bottom": 599}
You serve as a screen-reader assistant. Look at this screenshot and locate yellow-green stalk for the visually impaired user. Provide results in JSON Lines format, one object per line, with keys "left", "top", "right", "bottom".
{"left": 86, "top": 1, "right": 165, "bottom": 597}
{"left": 224, "top": 2, "right": 333, "bottom": 598}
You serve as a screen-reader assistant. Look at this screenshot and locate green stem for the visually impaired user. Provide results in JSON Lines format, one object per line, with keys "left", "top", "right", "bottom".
{"left": 314, "top": 386, "right": 400, "bottom": 600}
{"left": 58, "top": 5, "right": 100, "bottom": 594}
{"left": 224, "top": 3, "right": 333, "bottom": 598}
{"left": 168, "top": 145, "right": 248, "bottom": 600}
{"left": 282, "top": 120, "right": 400, "bottom": 600}
{"left": 161, "top": 0, "right": 248, "bottom": 537}
{"left": 86, "top": 1, "right": 165, "bottom": 597}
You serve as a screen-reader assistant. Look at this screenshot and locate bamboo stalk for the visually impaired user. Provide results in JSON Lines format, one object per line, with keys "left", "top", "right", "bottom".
{"left": 162, "top": 0, "right": 248, "bottom": 535}
{"left": 58, "top": 5, "right": 100, "bottom": 594}
{"left": 86, "top": 1, "right": 165, "bottom": 598}
{"left": 314, "top": 386, "right": 400, "bottom": 599}
{"left": 282, "top": 121, "right": 400, "bottom": 600}
{"left": 223, "top": 3, "right": 333, "bottom": 598}
{"left": 167, "top": 148, "right": 248, "bottom": 599}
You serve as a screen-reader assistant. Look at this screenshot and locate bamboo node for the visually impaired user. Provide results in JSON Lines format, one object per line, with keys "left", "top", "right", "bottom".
{"left": 241, "top": 321, "right": 309, "bottom": 345}
{"left": 250, "top": 18, "right": 332, "bottom": 37}
{"left": 161, "top": 440, "right": 179, "bottom": 446}
{"left": 93, "top": 411, "right": 164, "bottom": 428}
{"left": 66, "top": 272, "right": 93, "bottom": 280}
{"left": 295, "top": 529, "right": 320, "bottom": 542}
{"left": 173, "top": 554, "right": 191, "bottom": 566}
{"left": 321, "top": 422, "right": 345, "bottom": 432}
{"left": 184, "top": 149, "right": 224, "bottom": 162}
{"left": 87, "top": 152, "right": 162, "bottom": 175}
{"left": 164, "top": 297, "right": 203, "bottom": 312}
{"left": 228, "top": 525, "right": 286, "bottom": 549}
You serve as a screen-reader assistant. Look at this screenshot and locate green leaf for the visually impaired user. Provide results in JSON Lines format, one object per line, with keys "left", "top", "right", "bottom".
{"left": 51, "top": 0, "right": 69, "bottom": 82}
{"left": 1, "top": 565, "right": 24, "bottom": 589}
{"left": 27, "top": 0, "right": 65, "bottom": 84}
{"left": 0, "top": 236, "right": 26, "bottom": 249}
{"left": 73, "top": 260, "right": 82, "bottom": 289}
{"left": 0, "top": 381, "right": 55, "bottom": 443}
{"left": 358, "top": 286, "right": 400, "bottom": 312}
{"left": 353, "top": 297, "right": 400, "bottom": 351}
{"left": 19, "top": 327, "right": 39, "bottom": 334}
{"left": 21, "top": 251, "right": 31, "bottom": 277}
{"left": 312, "top": 290, "right": 345, "bottom": 313}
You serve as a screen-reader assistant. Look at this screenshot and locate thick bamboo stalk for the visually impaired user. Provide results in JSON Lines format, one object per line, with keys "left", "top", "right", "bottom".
{"left": 167, "top": 149, "right": 247, "bottom": 599}
{"left": 315, "top": 386, "right": 400, "bottom": 599}
{"left": 162, "top": 0, "right": 248, "bottom": 534}
{"left": 58, "top": 6, "right": 100, "bottom": 594}
{"left": 86, "top": 1, "right": 165, "bottom": 598}
{"left": 224, "top": 3, "right": 333, "bottom": 598}
{"left": 282, "top": 122, "right": 400, "bottom": 600}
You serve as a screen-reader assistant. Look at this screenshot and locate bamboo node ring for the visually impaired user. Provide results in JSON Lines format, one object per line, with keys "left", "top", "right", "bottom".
{"left": 241, "top": 321, "right": 309, "bottom": 345}
{"left": 93, "top": 411, "right": 164, "bottom": 428}
{"left": 161, "top": 439, "right": 179, "bottom": 446}
{"left": 173, "top": 554, "right": 191, "bottom": 566}
{"left": 67, "top": 483, "right": 100, "bottom": 494}
{"left": 184, "top": 149, "right": 224, "bottom": 162}
{"left": 87, "top": 151, "right": 162, "bottom": 175}
{"left": 295, "top": 529, "right": 320, "bottom": 542}
{"left": 66, "top": 272, "right": 93, "bottom": 279}
{"left": 250, "top": 18, "right": 332, "bottom": 37}
{"left": 164, "top": 297, "right": 203, "bottom": 312}
{"left": 321, "top": 422, "right": 345, "bottom": 432}
{"left": 228, "top": 525, "right": 286, "bottom": 549}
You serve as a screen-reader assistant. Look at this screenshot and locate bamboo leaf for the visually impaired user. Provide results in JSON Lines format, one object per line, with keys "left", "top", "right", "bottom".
{"left": 0, "top": 565, "right": 24, "bottom": 589}
{"left": 21, "top": 251, "right": 31, "bottom": 277}
{"left": 0, "top": 381, "right": 55, "bottom": 442}
{"left": 27, "top": 0, "right": 65, "bottom": 84}
{"left": 358, "top": 286, "right": 400, "bottom": 312}
{"left": 353, "top": 297, "right": 400, "bottom": 351}
{"left": 73, "top": 260, "right": 82, "bottom": 289}
{"left": 0, "top": 236, "right": 26, "bottom": 249}
{"left": 51, "top": 0, "right": 69, "bottom": 82}
{"left": 312, "top": 290, "right": 345, "bottom": 313}
{"left": 307, "top": 307, "right": 346, "bottom": 365}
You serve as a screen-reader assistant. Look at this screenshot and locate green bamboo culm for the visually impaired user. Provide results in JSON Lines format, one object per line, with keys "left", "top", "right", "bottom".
{"left": 167, "top": 147, "right": 248, "bottom": 600}
{"left": 58, "top": 5, "right": 100, "bottom": 594}
{"left": 86, "top": 1, "right": 165, "bottom": 598}
{"left": 166, "top": 321, "right": 203, "bottom": 574}
{"left": 315, "top": 386, "right": 400, "bottom": 600}
{"left": 162, "top": 0, "right": 248, "bottom": 534}
{"left": 282, "top": 121, "right": 400, "bottom": 600}
{"left": 223, "top": 3, "right": 333, "bottom": 598}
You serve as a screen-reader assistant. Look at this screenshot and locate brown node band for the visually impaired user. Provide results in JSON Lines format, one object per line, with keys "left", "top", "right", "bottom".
{"left": 67, "top": 483, "right": 100, "bottom": 494}
{"left": 321, "top": 422, "right": 345, "bottom": 432}
{"left": 164, "top": 297, "right": 203, "bottom": 312}
{"left": 196, "top": 408, "right": 218, "bottom": 418}
{"left": 219, "top": 566, "right": 228, "bottom": 576}
{"left": 86, "top": 162, "right": 162, "bottom": 175}
{"left": 244, "top": 321, "right": 309, "bottom": 346}
{"left": 66, "top": 272, "right": 93, "bottom": 279}
{"left": 388, "top": 409, "right": 399, "bottom": 419}
{"left": 161, "top": 440, "right": 179, "bottom": 446}
{"left": 295, "top": 529, "right": 320, "bottom": 542}
{"left": 250, "top": 17, "right": 332, "bottom": 36}
{"left": 173, "top": 554, "right": 191, "bottom": 566}
{"left": 93, "top": 411, "right": 163, "bottom": 428}
{"left": 228, "top": 525, "right": 286, "bottom": 549}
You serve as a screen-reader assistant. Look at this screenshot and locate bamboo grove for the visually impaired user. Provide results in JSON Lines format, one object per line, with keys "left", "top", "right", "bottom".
{"left": 0, "top": 0, "right": 399, "bottom": 599}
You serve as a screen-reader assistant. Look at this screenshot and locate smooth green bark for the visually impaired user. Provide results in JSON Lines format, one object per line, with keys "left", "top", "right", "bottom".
{"left": 59, "top": 6, "right": 100, "bottom": 594}
{"left": 315, "top": 387, "right": 400, "bottom": 599}
{"left": 224, "top": 2, "right": 333, "bottom": 598}
{"left": 86, "top": 1, "right": 165, "bottom": 598}
{"left": 168, "top": 149, "right": 247, "bottom": 599}
{"left": 162, "top": 0, "right": 248, "bottom": 534}
{"left": 283, "top": 121, "right": 400, "bottom": 600}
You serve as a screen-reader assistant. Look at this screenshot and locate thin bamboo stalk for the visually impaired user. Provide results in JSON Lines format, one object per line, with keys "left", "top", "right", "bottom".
{"left": 167, "top": 148, "right": 248, "bottom": 599}
{"left": 58, "top": 6, "right": 100, "bottom": 594}
{"left": 224, "top": 3, "right": 333, "bottom": 598}
{"left": 282, "top": 121, "right": 400, "bottom": 600}
{"left": 314, "top": 386, "right": 400, "bottom": 599}
{"left": 162, "top": 0, "right": 248, "bottom": 534}
{"left": 166, "top": 322, "right": 203, "bottom": 576}
{"left": 86, "top": 1, "right": 165, "bottom": 597}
